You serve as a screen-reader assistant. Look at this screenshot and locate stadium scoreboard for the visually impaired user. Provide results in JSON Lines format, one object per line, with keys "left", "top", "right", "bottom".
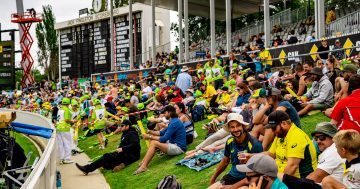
{"left": 59, "top": 12, "right": 142, "bottom": 78}
{"left": 0, "top": 41, "right": 15, "bottom": 88}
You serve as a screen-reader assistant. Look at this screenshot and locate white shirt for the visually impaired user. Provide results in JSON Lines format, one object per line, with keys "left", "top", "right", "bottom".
{"left": 343, "top": 158, "right": 360, "bottom": 189}
{"left": 317, "top": 143, "right": 344, "bottom": 182}
{"left": 142, "top": 86, "right": 153, "bottom": 96}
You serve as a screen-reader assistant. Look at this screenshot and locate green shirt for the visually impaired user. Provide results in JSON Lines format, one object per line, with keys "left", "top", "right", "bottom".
{"left": 91, "top": 105, "right": 107, "bottom": 129}
{"left": 56, "top": 105, "right": 72, "bottom": 132}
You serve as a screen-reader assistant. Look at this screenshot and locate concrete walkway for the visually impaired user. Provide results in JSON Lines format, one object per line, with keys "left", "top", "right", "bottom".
{"left": 57, "top": 153, "right": 111, "bottom": 189}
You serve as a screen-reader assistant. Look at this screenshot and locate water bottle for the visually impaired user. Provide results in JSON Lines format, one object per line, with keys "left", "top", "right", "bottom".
{"left": 56, "top": 170, "right": 62, "bottom": 188}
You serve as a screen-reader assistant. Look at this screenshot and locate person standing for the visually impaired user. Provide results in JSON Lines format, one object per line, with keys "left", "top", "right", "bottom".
{"left": 175, "top": 66, "right": 192, "bottom": 96}
{"left": 56, "top": 98, "right": 74, "bottom": 164}
{"left": 316, "top": 38, "right": 330, "bottom": 72}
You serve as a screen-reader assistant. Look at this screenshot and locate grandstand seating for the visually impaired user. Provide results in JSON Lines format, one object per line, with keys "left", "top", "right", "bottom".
{"left": 189, "top": 2, "right": 360, "bottom": 59}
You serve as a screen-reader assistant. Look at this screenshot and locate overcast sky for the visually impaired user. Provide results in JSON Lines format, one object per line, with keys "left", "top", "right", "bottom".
{"left": 0, "top": 0, "right": 177, "bottom": 72}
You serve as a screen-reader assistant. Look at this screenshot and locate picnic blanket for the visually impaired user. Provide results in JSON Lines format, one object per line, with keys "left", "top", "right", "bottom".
{"left": 176, "top": 150, "right": 224, "bottom": 171}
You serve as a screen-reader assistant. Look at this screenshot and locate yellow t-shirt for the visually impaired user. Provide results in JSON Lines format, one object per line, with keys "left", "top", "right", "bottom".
{"left": 203, "top": 85, "right": 217, "bottom": 102}
{"left": 268, "top": 124, "right": 317, "bottom": 178}
{"left": 326, "top": 10, "right": 336, "bottom": 24}
{"left": 259, "top": 50, "right": 273, "bottom": 66}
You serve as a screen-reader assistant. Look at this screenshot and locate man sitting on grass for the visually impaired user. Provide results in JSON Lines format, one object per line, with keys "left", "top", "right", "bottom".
{"left": 298, "top": 67, "right": 334, "bottom": 117}
{"left": 208, "top": 113, "right": 263, "bottom": 189}
{"left": 264, "top": 110, "right": 318, "bottom": 178}
{"left": 133, "top": 105, "right": 187, "bottom": 175}
{"left": 75, "top": 119, "right": 141, "bottom": 174}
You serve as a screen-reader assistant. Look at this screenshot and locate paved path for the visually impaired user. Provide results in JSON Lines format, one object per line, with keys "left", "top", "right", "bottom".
{"left": 57, "top": 153, "right": 111, "bottom": 189}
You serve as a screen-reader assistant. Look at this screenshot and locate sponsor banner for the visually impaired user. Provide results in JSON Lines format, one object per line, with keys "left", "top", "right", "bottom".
{"left": 92, "top": 33, "right": 360, "bottom": 82}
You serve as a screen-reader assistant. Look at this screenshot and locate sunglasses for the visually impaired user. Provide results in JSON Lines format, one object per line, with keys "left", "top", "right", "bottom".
{"left": 313, "top": 135, "right": 327, "bottom": 141}
{"left": 271, "top": 124, "right": 280, "bottom": 131}
{"left": 246, "top": 174, "right": 263, "bottom": 181}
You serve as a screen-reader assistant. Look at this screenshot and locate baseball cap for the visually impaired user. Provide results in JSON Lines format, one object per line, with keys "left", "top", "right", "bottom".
{"left": 335, "top": 39, "right": 340, "bottom": 43}
{"left": 251, "top": 88, "right": 266, "bottom": 98}
{"left": 224, "top": 113, "right": 249, "bottom": 132}
{"left": 262, "top": 87, "right": 281, "bottom": 97}
{"left": 343, "top": 64, "right": 358, "bottom": 73}
{"left": 311, "top": 122, "right": 338, "bottom": 137}
{"left": 236, "top": 154, "right": 278, "bottom": 177}
{"left": 120, "top": 119, "right": 132, "bottom": 127}
{"left": 264, "top": 110, "right": 290, "bottom": 129}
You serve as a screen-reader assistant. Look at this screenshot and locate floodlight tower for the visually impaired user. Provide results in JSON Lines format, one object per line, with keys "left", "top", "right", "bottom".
{"left": 11, "top": 9, "right": 42, "bottom": 88}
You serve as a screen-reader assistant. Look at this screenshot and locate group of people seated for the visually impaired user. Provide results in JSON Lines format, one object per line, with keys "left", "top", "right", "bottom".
{"left": 4, "top": 44, "right": 360, "bottom": 188}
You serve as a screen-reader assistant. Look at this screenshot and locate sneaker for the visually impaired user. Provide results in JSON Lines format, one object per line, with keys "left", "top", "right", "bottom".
{"left": 112, "top": 163, "right": 125, "bottom": 172}
{"left": 62, "top": 159, "right": 74, "bottom": 164}
{"left": 75, "top": 163, "right": 89, "bottom": 175}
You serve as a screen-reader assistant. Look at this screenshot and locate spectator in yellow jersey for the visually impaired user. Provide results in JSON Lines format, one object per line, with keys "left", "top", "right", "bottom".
{"left": 263, "top": 110, "right": 317, "bottom": 178}
{"left": 257, "top": 44, "right": 273, "bottom": 69}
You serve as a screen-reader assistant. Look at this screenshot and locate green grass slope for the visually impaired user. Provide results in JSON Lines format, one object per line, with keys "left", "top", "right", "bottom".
{"left": 78, "top": 113, "right": 330, "bottom": 189}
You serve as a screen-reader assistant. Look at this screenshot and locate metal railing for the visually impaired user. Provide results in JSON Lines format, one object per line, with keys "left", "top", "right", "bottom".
{"left": 326, "top": 10, "right": 360, "bottom": 37}
{"left": 0, "top": 109, "right": 57, "bottom": 189}
{"left": 240, "top": 9, "right": 294, "bottom": 41}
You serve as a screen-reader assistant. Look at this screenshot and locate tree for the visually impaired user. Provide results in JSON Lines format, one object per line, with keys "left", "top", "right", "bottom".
{"left": 35, "top": 5, "right": 58, "bottom": 80}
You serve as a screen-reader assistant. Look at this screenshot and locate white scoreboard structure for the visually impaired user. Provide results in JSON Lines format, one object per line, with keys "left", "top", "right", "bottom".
{"left": 55, "top": 2, "right": 170, "bottom": 78}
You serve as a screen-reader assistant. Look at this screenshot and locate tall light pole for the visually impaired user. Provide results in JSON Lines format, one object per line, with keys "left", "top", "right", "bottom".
{"left": 110, "top": 0, "right": 115, "bottom": 71}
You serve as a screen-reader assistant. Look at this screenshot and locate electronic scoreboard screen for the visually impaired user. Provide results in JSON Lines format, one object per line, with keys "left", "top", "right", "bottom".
{"left": 59, "top": 12, "right": 142, "bottom": 78}
{"left": 0, "top": 41, "right": 15, "bottom": 87}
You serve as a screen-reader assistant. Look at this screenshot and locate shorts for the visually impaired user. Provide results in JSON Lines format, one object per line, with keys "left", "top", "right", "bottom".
{"left": 167, "top": 143, "right": 184, "bottom": 155}
{"left": 220, "top": 174, "right": 241, "bottom": 185}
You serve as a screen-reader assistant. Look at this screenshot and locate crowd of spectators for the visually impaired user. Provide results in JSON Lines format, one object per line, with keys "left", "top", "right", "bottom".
{"left": 2, "top": 36, "right": 360, "bottom": 188}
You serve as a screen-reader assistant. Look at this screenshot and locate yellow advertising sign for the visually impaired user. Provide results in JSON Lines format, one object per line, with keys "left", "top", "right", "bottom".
{"left": 343, "top": 38, "right": 353, "bottom": 57}
{"left": 310, "top": 44, "right": 318, "bottom": 61}
{"left": 279, "top": 49, "right": 287, "bottom": 65}
{"left": 0, "top": 46, "right": 3, "bottom": 53}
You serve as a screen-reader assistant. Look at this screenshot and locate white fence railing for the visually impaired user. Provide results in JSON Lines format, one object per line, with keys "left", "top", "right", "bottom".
{"left": 240, "top": 9, "right": 293, "bottom": 41}
{"left": 0, "top": 109, "right": 57, "bottom": 189}
{"left": 326, "top": 10, "right": 360, "bottom": 37}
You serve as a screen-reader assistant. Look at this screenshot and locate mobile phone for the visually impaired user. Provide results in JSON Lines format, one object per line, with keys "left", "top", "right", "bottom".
{"left": 257, "top": 176, "right": 269, "bottom": 189}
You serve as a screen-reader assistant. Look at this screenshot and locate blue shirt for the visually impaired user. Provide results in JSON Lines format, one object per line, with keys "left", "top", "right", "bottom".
{"left": 278, "top": 101, "right": 301, "bottom": 128}
{"left": 270, "top": 178, "right": 288, "bottom": 189}
{"left": 160, "top": 118, "right": 187, "bottom": 152}
{"left": 236, "top": 93, "right": 251, "bottom": 106}
{"left": 175, "top": 72, "right": 192, "bottom": 94}
{"left": 224, "top": 134, "right": 263, "bottom": 179}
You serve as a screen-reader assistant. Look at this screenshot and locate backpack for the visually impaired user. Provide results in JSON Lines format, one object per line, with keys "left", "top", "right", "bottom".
{"left": 191, "top": 105, "right": 205, "bottom": 122}
{"left": 156, "top": 175, "right": 182, "bottom": 189}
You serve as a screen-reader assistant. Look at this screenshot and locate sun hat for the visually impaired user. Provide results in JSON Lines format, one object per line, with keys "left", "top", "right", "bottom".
{"left": 311, "top": 122, "right": 338, "bottom": 137}
{"left": 224, "top": 113, "right": 249, "bottom": 132}
{"left": 181, "top": 66, "right": 189, "bottom": 72}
